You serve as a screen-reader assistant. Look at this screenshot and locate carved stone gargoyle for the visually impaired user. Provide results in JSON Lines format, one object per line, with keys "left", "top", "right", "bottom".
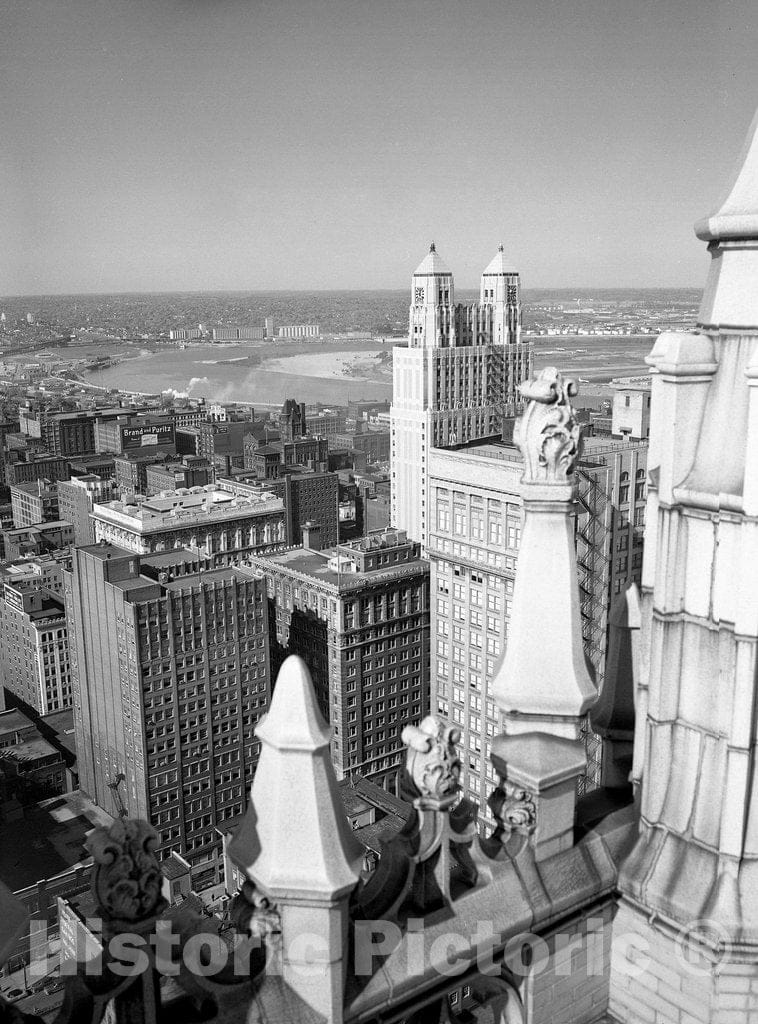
{"left": 353, "top": 716, "right": 477, "bottom": 923}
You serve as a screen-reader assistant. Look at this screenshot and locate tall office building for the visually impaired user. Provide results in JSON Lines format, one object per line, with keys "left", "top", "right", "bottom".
{"left": 65, "top": 545, "right": 271, "bottom": 888}
{"left": 245, "top": 528, "right": 430, "bottom": 791}
{"left": 428, "top": 433, "right": 648, "bottom": 823}
{"left": 390, "top": 244, "right": 532, "bottom": 547}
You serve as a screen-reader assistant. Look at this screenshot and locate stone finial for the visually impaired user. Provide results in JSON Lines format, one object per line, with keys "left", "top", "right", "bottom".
{"left": 85, "top": 818, "right": 166, "bottom": 924}
{"left": 695, "top": 107, "right": 758, "bottom": 242}
{"left": 515, "top": 367, "right": 582, "bottom": 487}
{"left": 228, "top": 654, "right": 364, "bottom": 900}
{"left": 229, "top": 655, "right": 364, "bottom": 1023}
{"left": 401, "top": 715, "right": 461, "bottom": 806}
{"left": 492, "top": 369, "right": 597, "bottom": 740}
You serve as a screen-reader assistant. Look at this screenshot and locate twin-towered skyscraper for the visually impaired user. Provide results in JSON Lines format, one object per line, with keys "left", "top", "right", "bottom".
{"left": 390, "top": 244, "right": 532, "bottom": 547}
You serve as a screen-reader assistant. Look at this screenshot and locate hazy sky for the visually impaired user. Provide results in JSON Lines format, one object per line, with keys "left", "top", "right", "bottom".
{"left": 2, "top": 0, "right": 757, "bottom": 295}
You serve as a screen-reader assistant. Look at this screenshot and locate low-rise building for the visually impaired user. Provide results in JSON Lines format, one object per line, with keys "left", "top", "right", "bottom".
{"left": 90, "top": 485, "right": 286, "bottom": 565}
{"left": 94, "top": 414, "right": 176, "bottom": 456}
{"left": 0, "top": 552, "right": 68, "bottom": 596}
{"left": 1, "top": 522, "right": 75, "bottom": 562}
{"left": 144, "top": 456, "right": 214, "bottom": 495}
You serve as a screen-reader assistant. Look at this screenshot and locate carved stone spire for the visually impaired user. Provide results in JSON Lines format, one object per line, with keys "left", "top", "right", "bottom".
{"left": 491, "top": 367, "right": 597, "bottom": 740}
{"left": 228, "top": 654, "right": 363, "bottom": 1022}
{"left": 229, "top": 654, "right": 363, "bottom": 898}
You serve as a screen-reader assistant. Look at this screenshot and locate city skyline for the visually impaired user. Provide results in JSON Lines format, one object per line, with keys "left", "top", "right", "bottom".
{"left": 3, "top": 0, "right": 758, "bottom": 295}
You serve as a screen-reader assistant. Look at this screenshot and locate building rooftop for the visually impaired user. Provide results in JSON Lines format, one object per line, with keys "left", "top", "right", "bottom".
{"left": 161, "top": 566, "right": 248, "bottom": 592}
{"left": 0, "top": 735, "right": 60, "bottom": 765}
{"left": 610, "top": 375, "right": 652, "bottom": 391}
{"left": 0, "top": 709, "right": 35, "bottom": 740}
{"left": 10, "top": 480, "right": 58, "bottom": 496}
{"left": 248, "top": 537, "right": 426, "bottom": 591}
{"left": 413, "top": 241, "right": 451, "bottom": 277}
{"left": 482, "top": 243, "right": 517, "bottom": 276}
{"left": 0, "top": 790, "right": 113, "bottom": 893}
{"left": 92, "top": 486, "right": 283, "bottom": 534}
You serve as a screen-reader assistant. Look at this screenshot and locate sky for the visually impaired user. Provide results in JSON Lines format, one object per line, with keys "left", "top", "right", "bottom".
{"left": 1, "top": 0, "right": 757, "bottom": 295}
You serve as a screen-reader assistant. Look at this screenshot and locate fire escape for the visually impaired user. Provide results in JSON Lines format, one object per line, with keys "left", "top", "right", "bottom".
{"left": 575, "top": 464, "right": 610, "bottom": 790}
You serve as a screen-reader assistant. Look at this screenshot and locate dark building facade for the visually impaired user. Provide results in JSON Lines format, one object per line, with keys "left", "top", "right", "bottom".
{"left": 246, "top": 529, "right": 430, "bottom": 791}
{"left": 278, "top": 399, "right": 306, "bottom": 441}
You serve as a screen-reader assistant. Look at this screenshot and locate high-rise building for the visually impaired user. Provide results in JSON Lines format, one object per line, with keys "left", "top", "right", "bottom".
{"left": 90, "top": 485, "right": 286, "bottom": 564}
{"left": 0, "top": 583, "right": 71, "bottom": 714}
{"left": 245, "top": 528, "right": 430, "bottom": 791}
{"left": 65, "top": 546, "right": 272, "bottom": 888}
{"left": 390, "top": 244, "right": 532, "bottom": 547}
{"left": 57, "top": 474, "right": 115, "bottom": 546}
{"left": 428, "top": 433, "right": 648, "bottom": 822}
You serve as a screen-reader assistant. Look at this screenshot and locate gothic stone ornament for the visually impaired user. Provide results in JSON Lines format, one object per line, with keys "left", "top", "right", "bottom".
{"left": 515, "top": 366, "right": 582, "bottom": 484}
{"left": 231, "top": 879, "right": 281, "bottom": 941}
{"left": 86, "top": 818, "right": 166, "bottom": 923}
{"left": 402, "top": 715, "right": 461, "bottom": 805}
{"left": 488, "top": 779, "right": 537, "bottom": 833}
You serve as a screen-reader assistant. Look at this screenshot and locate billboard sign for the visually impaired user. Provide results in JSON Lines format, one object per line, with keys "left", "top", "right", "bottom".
{"left": 120, "top": 423, "right": 176, "bottom": 450}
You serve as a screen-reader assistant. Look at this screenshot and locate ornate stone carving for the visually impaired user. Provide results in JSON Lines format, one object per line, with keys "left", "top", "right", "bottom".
{"left": 85, "top": 818, "right": 166, "bottom": 923}
{"left": 488, "top": 780, "right": 537, "bottom": 832}
{"left": 231, "top": 880, "right": 281, "bottom": 941}
{"left": 515, "top": 367, "right": 582, "bottom": 484}
{"left": 401, "top": 715, "right": 461, "bottom": 803}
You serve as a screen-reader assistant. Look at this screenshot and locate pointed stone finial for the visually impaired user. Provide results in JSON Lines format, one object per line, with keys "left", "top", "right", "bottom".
{"left": 430, "top": 240, "right": 436, "bottom": 252}
{"left": 695, "top": 107, "right": 758, "bottom": 327}
{"left": 695, "top": 107, "right": 758, "bottom": 242}
{"left": 492, "top": 369, "right": 596, "bottom": 740}
{"left": 229, "top": 654, "right": 363, "bottom": 899}
{"left": 498, "top": 243, "right": 504, "bottom": 252}
{"left": 229, "top": 655, "right": 363, "bottom": 1023}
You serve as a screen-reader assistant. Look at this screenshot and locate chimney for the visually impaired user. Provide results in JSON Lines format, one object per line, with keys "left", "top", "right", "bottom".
{"left": 301, "top": 521, "right": 321, "bottom": 550}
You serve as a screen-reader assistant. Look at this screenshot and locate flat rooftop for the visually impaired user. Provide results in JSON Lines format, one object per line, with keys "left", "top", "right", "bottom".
{"left": 0, "top": 791, "right": 113, "bottom": 894}
{"left": 249, "top": 543, "right": 426, "bottom": 589}
{"left": 0, "top": 709, "right": 35, "bottom": 738}
{"left": 92, "top": 487, "right": 283, "bottom": 533}
{"left": 161, "top": 566, "right": 247, "bottom": 591}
